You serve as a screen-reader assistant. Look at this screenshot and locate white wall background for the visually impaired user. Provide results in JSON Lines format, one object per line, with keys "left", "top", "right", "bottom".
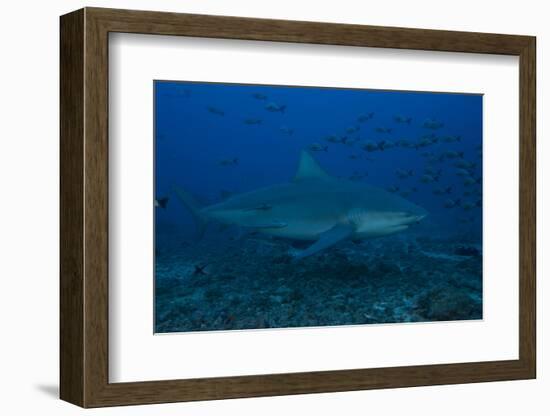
{"left": 0, "top": 0, "right": 545, "bottom": 414}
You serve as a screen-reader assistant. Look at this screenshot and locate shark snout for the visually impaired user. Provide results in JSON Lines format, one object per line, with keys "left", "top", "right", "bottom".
{"left": 401, "top": 211, "right": 427, "bottom": 225}
{"left": 412, "top": 214, "right": 427, "bottom": 224}
{"left": 391, "top": 206, "right": 427, "bottom": 226}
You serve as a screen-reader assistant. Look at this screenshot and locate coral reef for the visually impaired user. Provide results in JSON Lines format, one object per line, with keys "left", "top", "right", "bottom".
{"left": 154, "top": 232, "right": 482, "bottom": 333}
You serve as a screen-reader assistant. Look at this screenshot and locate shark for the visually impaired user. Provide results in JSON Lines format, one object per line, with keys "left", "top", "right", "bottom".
{"left": 175, "top": 151, "right": 427, "bottom": 259}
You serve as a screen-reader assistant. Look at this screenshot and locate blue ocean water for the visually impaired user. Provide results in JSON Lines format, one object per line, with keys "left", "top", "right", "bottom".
{"left": 154, "top": 80, "right": 482, "bottom": 333}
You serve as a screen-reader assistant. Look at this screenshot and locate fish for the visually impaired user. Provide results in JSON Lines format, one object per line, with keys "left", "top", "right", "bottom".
{"left": 345, "top": 137, "right": 360, "bottom": 146}
{"left": 463, "top": 176, "right": 482, "bottom": 186}
{"left": 387, "top": 185, "right": 400, "bottom": 193}
{"left": 265, "top": 102, "right": 286, "bottom": 113}
{"left": 463, "top": 189, "right": 481, "bottom": 197}
{"left": 207, "top": 106, "right": 225, "bottom": 116}
{"left": 443, "top": 198, "right": 461, "bottom": 208}
{"left": 325, "top": 135, "right": 348, "bottom": 144}
{"left": 441, "top": 135, "right": 461, "bottom": 143}
{"left": 396, "top": 139, "right": 413, "bottom": 148}
{"left": 243, "top": 118, "right": 262, "bottom": 125}
{"left": 348, "top": 154, "right": 361, "bottom": 160}
{"left": 393, "top": 115, "right": 412, "bottom": 124}
{"left": 279, "top": 126, "right": 294, "bottom": 136}
{"left": 421, "top": 133, "right": 437, "bottom": 140}
{"left": 442, "top": 151, "right": 464, "bottom": 160}
{"left": 461, "top": 200, "right": 482, "bottom": 211}
{"left": 454, "top": 160, "right": 476, "bottom": 169}
{"left": 357, "top": 112, "right": 375, "bottom": 122}
{"left": 218, "top": 158, "right": 239, "bottom": 166}
{"left": 422, "top": 118, "right": 444, "bottom": 129}
{"left": 396, "top": 169, "right": 414, "bottom": 179}
{"left": 252, "top": 93, "right": 268, "bottom": 100}
{"left": 455, "top": 168, "right": 472, "bottom": 177}
{"left": 308, "top": 143, "right": 328, "bottom": 152}
{"left": 420, "top": 174, "right": 439, "bottom": 183}
{"left": 155, "top": 197, "right": 169, "bottom": 209}
{"left": 174, "top": 151, "right": 427, "bottom": 259}
{"left": 424, "top": 167, "right": 442, "bottom": 177}
{"left": 375, "top": 127, "right": 392, "bottom": 134}
{"left": 415, "top": 134, "right": 439, "bottom": 149}
{"left": 361, "top": 141, "right": 379, "bottom": 152}
{"left": 426, "top": 155, "right": 445, "bottom": 164}
{"left": 346, "top": 125, "right": 361, "bottom": 134}
{"left": 432, "top": 186, "right": 452, "bottom": 195}
{"left": 377, "top": 140, "right": 395, "bottom": 150}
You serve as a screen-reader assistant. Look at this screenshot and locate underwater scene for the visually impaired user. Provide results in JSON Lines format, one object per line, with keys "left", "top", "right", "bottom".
{"left": 154, "top": 81, "right": 483, "bottom": 333}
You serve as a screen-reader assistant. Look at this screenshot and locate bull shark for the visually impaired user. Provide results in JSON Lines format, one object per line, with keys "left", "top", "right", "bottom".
{"left": 175, "top": 151, "right": 427, "bottom": 259}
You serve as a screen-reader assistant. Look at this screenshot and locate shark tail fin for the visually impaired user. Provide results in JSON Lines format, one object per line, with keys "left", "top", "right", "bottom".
{"left": 173, "top": 186, "right": 207, "bottom": 239}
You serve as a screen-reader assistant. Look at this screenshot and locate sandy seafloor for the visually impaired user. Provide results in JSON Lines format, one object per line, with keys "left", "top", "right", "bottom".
{"left": 154, "top": 231, "right": 482, "bottom": 333}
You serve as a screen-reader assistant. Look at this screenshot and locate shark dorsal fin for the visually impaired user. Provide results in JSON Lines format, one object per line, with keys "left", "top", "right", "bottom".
{"left": 294, "top": 151, "right": 332, "bottom": 182}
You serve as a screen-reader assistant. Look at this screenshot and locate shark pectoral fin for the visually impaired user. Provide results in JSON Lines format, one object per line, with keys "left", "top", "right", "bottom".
{"left": 291, "top": 223, "right": 354, "bottom": 260}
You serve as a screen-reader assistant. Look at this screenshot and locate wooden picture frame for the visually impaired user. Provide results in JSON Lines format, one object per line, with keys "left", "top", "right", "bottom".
{"left": 60, "top": 7, "right": 536, "bottom": 408}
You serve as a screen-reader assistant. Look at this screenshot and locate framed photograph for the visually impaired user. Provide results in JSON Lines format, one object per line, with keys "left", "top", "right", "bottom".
{"left": 60, "top": 7, "right": 536, "bottom": 408}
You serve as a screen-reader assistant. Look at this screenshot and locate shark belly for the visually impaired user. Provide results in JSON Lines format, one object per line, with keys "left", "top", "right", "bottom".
{"left": 355, "top": 224, "right": 409, "bottom": 238}
{"left": 260, "top": 219, "right": 339, "bottom": 240}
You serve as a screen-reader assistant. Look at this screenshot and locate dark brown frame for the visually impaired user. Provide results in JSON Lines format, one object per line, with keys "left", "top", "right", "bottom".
{"left": 60, "top": 7, "right": 536, "bottom": 408}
